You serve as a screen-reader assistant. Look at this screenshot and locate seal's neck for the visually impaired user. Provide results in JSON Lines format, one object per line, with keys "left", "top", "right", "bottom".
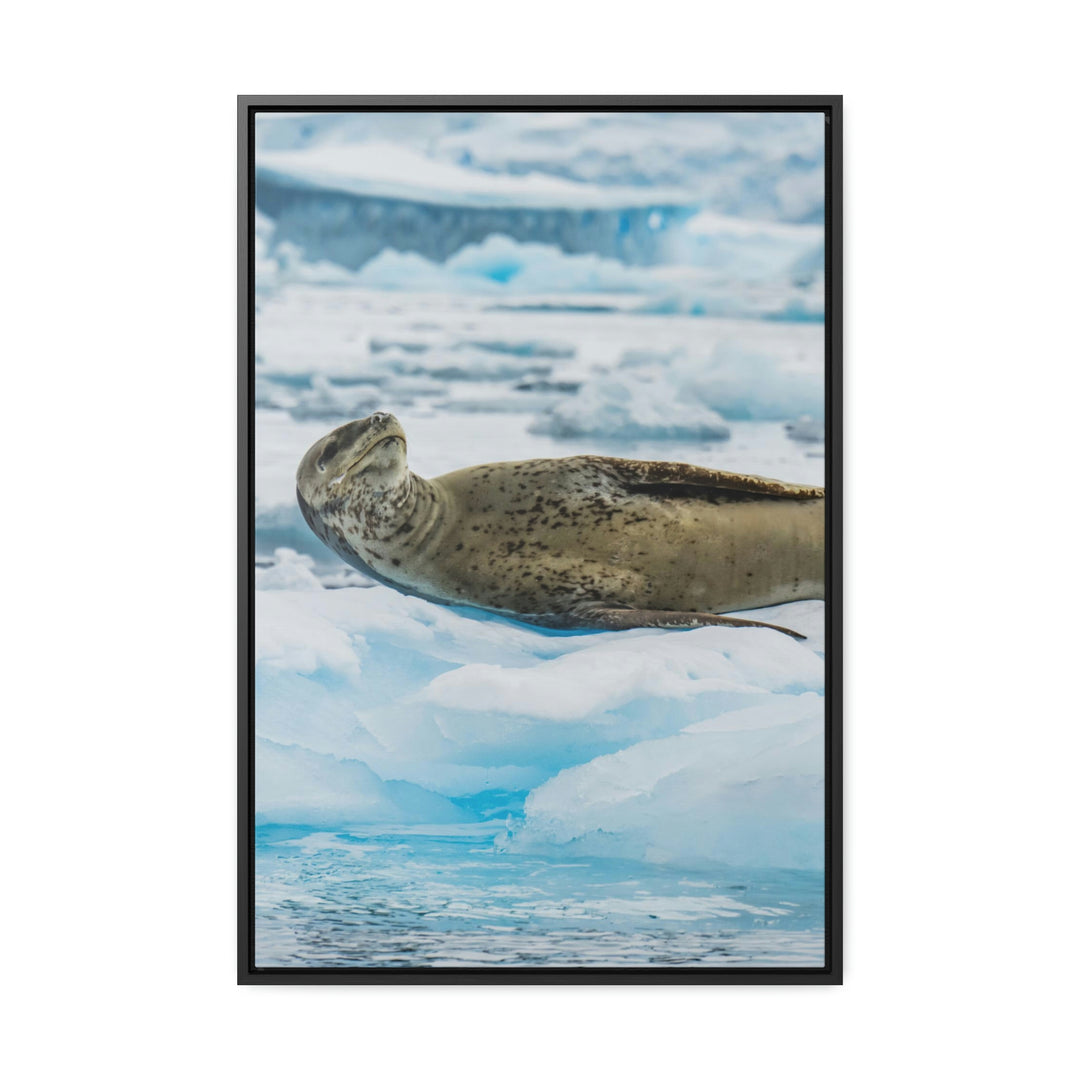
{"left": 353, "top": 471, "right": 444, "bottom": 551}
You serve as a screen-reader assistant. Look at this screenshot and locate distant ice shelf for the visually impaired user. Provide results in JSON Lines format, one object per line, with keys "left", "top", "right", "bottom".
{"left": 256, "top": 168, "right": 698, "bottom": 270}
{"left": 254, "top": 138, "right": 823, "bottom": 276}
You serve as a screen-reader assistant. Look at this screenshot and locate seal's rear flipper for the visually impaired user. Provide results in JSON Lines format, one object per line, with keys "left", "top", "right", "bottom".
{"left": 568, "top": 607, "right": 807, "bottom": 640}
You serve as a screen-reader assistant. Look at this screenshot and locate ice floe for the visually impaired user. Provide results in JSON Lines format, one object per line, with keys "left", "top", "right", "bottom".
{"left": 785, "top": 415, "right": 827, "bottom": 442}
{"left": 529, "top": 372, "right": 732, "bottom": 440}
{"left": 254, "top": 573, "right": 824, "bottom": 868}
{"left": 510, "top": 694, "right": 824, "bottom": 869}
{"left": 256, "top": 738, "right": 472, "bottom": 826}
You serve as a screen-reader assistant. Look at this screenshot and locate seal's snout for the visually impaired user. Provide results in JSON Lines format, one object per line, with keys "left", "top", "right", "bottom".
{"left": 355, "top": 411, "right": 406, "bottom": 454}
{"left": 347, "top": 410, "right": 401, "bottom": 442}
{"left": 318, "top": 412, "right": 404, "bottom": 465}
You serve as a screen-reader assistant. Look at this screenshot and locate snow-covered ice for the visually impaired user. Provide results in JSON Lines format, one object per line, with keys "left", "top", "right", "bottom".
{"left": 256, "top": 577, "right": 825, "bottom": 870}
{"left": 785, "top": 415, "right": 827, "bottom": 442}
{"left": 513, "top": 694, "right": 823, "bottom": 870}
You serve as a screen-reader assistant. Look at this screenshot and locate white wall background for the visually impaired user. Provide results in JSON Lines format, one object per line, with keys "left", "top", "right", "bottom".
{"left": 3, "top": 3, "right": 1076, "bottom": 1076}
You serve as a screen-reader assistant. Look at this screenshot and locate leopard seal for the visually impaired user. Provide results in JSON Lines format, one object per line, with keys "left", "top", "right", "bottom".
{"left": 296, "top": 411, "right": 825, "bottom": 639}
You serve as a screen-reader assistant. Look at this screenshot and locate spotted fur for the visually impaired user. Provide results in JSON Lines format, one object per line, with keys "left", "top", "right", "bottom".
{"left": 296, "top": 413, "right": 825, "bottom": 638}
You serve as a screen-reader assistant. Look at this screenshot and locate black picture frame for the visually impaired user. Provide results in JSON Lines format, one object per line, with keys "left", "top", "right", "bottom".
{"left": 238, "top": 95, "right": 842, "bottom": 985}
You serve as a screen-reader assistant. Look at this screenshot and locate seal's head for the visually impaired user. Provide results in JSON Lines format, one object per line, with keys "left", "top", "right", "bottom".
{"left": 296, "top": 411, "right": 408, "bottom": 531}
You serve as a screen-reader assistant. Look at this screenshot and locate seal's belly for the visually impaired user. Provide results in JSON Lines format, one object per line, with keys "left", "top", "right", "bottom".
{"left": 423, "top": 486, "right": 824, "bottom": 617}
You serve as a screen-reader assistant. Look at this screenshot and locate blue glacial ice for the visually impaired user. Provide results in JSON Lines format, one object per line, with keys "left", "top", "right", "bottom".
{"left": 356, "top": 235, "right": 665, "bottom": 294}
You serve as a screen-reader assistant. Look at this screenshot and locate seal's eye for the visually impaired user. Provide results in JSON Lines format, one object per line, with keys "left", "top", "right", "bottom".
{"left": 316, "top": 437, "right": 341, "bottom": 473}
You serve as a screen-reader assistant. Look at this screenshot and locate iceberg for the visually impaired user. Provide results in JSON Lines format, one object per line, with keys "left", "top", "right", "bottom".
{"left": 355, "top": 235, "right": 668, "bottom": 294}
{"left": 528, "top": 342, "right": 823, "bottom": 439}
{"left": 530, "top": 373, "right": 732, "bottom": 440}
{"left": 678, "top": 347, "right": 825, "bottom": 422}
{"left": 785, "top": 415, "right": 827, "bottom": 442}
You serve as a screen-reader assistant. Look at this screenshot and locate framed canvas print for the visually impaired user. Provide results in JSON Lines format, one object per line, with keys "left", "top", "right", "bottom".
{"left": 239, "top": 95, "right": 842, "bottom": 984}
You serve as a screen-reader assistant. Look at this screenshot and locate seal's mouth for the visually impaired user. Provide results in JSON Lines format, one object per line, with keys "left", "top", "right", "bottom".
{"left": 329, "top": 434, "right": 406, "bottom": 486}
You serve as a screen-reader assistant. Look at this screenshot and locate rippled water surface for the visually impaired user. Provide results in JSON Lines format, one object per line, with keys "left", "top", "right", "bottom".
{"left": 255, "top": 825, "right": 825, "bottom": 968}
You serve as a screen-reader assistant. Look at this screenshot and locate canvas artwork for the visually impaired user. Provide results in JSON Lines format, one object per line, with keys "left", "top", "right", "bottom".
{"left": 241, "top": 99, "right": 840, "bottom": 981}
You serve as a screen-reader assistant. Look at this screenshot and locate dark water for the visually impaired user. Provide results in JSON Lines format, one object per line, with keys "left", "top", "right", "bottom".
{"left": 255, "top": 824, "right": 825, "bottom": 968}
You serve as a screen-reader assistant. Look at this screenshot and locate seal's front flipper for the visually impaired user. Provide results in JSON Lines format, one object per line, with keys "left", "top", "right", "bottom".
{"left": 572, "top": 607, "right": 807, "bottom": 640}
